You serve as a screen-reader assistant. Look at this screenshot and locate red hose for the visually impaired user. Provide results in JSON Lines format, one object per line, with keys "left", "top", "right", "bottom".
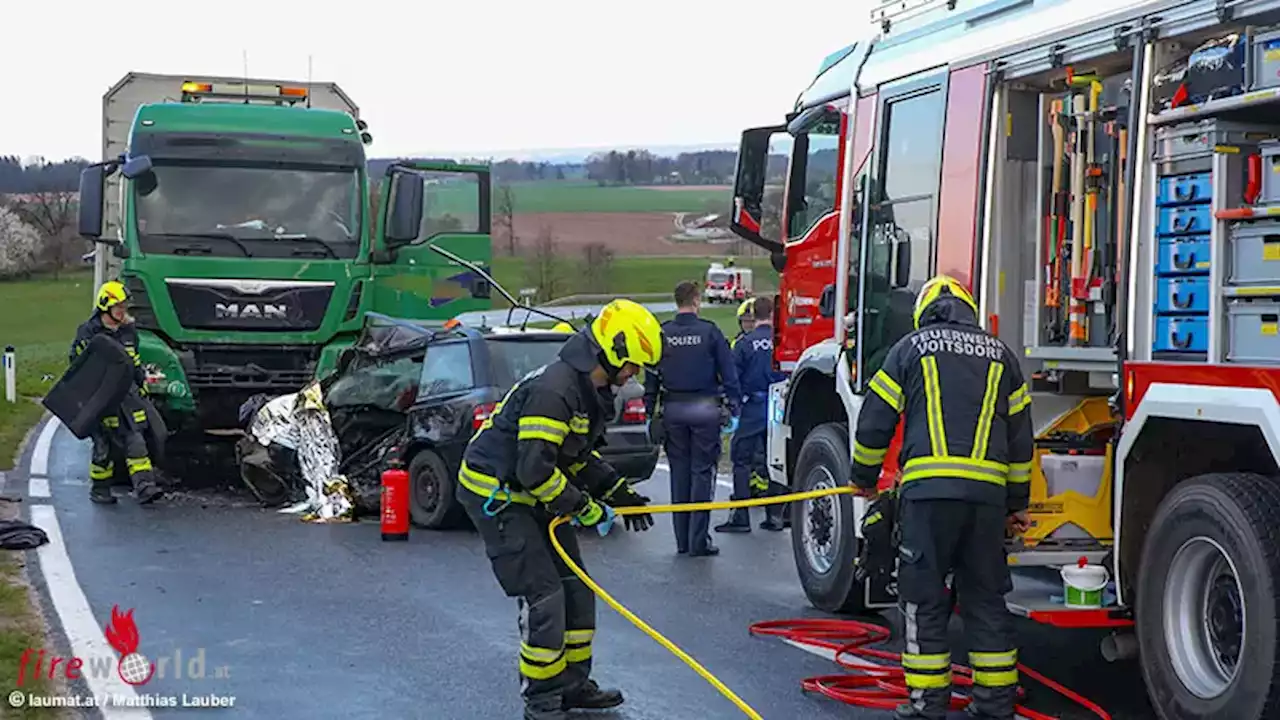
{"left": 749, "top": 618, "right": 1111, "bottom": 720}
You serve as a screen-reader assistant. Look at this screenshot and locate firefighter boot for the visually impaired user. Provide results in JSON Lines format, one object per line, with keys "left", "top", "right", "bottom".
{"left": 523, "top": 694, "right": 569, "bottom": 720}
{"left": 132, "top": 471, "right": 164, "bottom": 505}
{"left": 760, "top": 502, "right": 787, "bottom": 532}
{"left": 893, "top": 700, "right": 948, "bottom": 720}
{"left": 562, "top": 679, "right": 624, "bottom": 710}
{"left": 89, "top": 481, "right": 117, "bottom": 505}
{"left": 715, "top": 508, "right": 751, "bottom": 533}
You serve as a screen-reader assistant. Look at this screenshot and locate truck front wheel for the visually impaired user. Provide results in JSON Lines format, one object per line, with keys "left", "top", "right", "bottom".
{"left": 1136, "top": 472, "right": 1280, "bottom": 719}
{"left": 790, "top": 422, "right": 868, "bottom": 615}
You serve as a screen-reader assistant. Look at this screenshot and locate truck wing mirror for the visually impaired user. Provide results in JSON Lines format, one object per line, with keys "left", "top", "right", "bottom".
{"left": 893, "top": 238, "right": 911, "bottom": 289}
{"left": 385, "top": 172, "right": 425, "bottom": 247}
{"left": 121, "top": 155, "right": 153, "bottom": 180}
{"left": 78, "top": 165, "right": 107, "bottom": 240}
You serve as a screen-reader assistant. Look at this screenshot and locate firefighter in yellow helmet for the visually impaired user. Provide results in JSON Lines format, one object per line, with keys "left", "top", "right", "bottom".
{"left": 551, "top": 322, "right": 575, "bottom": 333}
{"left": 69, "top": 281, "right": 163, "bottom": 505}
{"left": 731, "top": 297, "right": 756, "bottom": 349}
{"left": 848, "top": 275, "right": 1032, "bottom": 720}
{"left": 457, "top": 299, "right": 661, "bottom": 720}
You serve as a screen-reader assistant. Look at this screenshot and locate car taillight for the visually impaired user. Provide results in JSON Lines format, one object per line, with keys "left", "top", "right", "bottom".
{"left": 474, "top": 402, "right": 496, "bottom": 430}
{"left": 622, "top": 398, "right": 646, "bottom": 424}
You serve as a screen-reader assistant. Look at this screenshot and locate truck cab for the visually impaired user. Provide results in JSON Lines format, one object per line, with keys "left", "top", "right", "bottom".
{"left": 78, "top": 79, "right": 492, "bottom": 458}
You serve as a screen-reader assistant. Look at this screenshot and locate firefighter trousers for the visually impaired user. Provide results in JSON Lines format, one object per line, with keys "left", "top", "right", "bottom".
{"left": 895, "top": 498, "right": 1017, "bottom": 720}
{"left": 89, "top": 407, "right": 155, "bottom": 490}
{"left": 461, "top": 495, "right": 596, "bottom": 706}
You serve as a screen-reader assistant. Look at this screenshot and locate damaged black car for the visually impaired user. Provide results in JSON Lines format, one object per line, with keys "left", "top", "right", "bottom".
{"left": 236, "top": 313, "right": 659, "bottom": 528}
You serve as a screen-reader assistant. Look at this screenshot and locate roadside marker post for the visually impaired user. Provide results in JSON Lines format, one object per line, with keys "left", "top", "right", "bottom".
{"left": 3, "top": 345, "right": 14, "bottom": 403}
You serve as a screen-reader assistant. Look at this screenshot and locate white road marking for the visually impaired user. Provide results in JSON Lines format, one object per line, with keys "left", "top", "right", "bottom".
{"left": 653, "top": 461, "right": 734, "bottom": 490}
{"left": 29, "top": 504, "right": 152, "bottom": 719}
{"left": 28, "top": 476, "right": 50, "bottom": 498}
{"left": 30, "top": 416, "right": 59, "bottom": 477}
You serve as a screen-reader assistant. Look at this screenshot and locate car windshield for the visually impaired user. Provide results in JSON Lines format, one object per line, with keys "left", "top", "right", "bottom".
{"left": 487, "top": 338, "right": 566, "bottom": 384}
{"left": 134, "top": 163, "right": 360, "bottom": 259}
{"left": 325, "top": 356, "right": 422, "bottom": 411}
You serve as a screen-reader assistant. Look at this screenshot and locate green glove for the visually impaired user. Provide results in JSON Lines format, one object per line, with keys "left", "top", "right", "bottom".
{"left": 575, "top": 498, "right": 607, "bottom": 527}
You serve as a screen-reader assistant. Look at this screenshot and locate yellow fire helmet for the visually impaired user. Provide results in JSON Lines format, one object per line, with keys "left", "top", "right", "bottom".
{"left": 551, "top": 322, "right": 575, "bottom": 333}
{"left": 96, "top": 281, "right": 129, "bottom": 312}
{"left": 912, "top": 275, "right": 978, "bottom": 330}
{"left": 737, "top": 298, "right": 756, "bottom": 318}
{"left": 590, "top": 299, "right": 664, "bottom": 370}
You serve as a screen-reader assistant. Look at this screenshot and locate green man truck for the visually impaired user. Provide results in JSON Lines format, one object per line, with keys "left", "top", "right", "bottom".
{"left": 78, "top": 73, "right": 493, "bottom": 475}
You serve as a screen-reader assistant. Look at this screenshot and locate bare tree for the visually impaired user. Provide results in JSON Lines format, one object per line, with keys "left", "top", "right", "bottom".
{"left": 12, "top": 190, "right": 78, "bottom": 278}
{"left": 580, "top": 242, "right": 614, "bottom": 294}
{"left": 494, "top": 185, "right": 517, "bottom": 256}
{"left": 523, "top": 225, "right": 564, "bottom": 301}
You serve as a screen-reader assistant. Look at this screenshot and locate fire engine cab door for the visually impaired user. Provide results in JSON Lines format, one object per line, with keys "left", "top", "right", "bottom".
{"left": 373, "top": 162, "right": 493, "bottom": 319}
{"left": 730, "top": 125, "right": 787, "bottom": 254}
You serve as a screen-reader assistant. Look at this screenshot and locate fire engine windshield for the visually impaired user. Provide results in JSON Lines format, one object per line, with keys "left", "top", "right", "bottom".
{"left": 707, "top": 271, "right": 731, "bottom": 285}
{"left": 134, "top": 163, "right": 361, "bottom": 259}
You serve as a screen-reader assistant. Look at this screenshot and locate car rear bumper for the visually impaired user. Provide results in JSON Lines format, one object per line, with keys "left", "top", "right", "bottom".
{"left": 601, "top": 425, "right": 660, "bottom": 482}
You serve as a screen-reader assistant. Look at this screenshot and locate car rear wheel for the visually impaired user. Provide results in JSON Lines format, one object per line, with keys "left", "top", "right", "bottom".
{"left": 409, "top": 450, "right": 465, "bottom": 530}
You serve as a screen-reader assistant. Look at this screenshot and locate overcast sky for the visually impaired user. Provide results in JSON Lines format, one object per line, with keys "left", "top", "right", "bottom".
{"left": 1, "top": 1, "right": 875, "bottom": 162}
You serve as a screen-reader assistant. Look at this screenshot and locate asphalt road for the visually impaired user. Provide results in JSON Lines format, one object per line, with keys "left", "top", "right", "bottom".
{"left": 9, "top": 417, "right": 1155, "bottom": 719}
{"left": 453, "top": 302, "right": 679, "bottom": 329}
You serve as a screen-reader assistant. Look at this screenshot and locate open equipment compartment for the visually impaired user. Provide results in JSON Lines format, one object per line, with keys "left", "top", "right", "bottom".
{"left": 1142, "top": 23, "right": 1280, "bottom": 367}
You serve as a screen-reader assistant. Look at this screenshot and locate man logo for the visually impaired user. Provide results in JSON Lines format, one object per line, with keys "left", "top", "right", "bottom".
{"left": 215, "top": 303, "right": 287, "bottom": 320}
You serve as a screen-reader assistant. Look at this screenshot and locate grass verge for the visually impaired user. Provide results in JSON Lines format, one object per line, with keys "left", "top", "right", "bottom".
{"left": 0, "top": 271, "right": 85, "bottom": 718}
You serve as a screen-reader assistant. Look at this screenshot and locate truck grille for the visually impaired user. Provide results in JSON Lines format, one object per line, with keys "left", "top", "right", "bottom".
{"left": 183, "top": 344, "right": 320, "bottom": 390}
{"left": 166, "top": 278, "right": 334, "bottom": 332}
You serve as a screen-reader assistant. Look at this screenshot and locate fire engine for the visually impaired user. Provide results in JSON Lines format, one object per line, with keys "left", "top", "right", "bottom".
{"left": 730, "top": 0, "right": 1280, "bottom": 716}
{"left": 703, "top": 261, "right": 754, "bottom": 303}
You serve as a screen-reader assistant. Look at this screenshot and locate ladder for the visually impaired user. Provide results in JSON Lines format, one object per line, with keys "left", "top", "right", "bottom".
{"left": 870, "top": 0, "right": 958, "bottom": 32}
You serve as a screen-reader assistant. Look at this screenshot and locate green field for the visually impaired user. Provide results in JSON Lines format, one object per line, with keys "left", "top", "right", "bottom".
{"left": 490, "top": 255, "right": 776, "bottom": 303}
{"left": 422, "top": 179, "right": 732, "bottom": 216}
{"left": 498, "top": 181, "right": 730, "bottom": 214}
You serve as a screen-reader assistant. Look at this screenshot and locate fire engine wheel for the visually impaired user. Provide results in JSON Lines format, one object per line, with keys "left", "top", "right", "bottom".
{"left": 790, "top": 422, "right": 868, "bottom": 615}
{"left": 409, "top": 449, "right": 464, "bottom": 530}
{"left": 1136, "top": 472, "right": 1280, "bottom": 720}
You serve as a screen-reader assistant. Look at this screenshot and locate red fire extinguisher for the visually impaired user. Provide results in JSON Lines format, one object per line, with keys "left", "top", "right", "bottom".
{"left": 381, "top": 449, "right": 410, "bottom": 542}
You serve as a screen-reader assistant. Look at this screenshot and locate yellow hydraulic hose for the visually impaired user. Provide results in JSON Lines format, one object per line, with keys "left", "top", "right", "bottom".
{"left": 547, "top": 486, "right": 857, "bottom": 720}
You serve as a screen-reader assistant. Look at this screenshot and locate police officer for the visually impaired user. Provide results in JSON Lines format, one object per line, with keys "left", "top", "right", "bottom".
{"left": 731, "top": 298, "right": 756, "bottom": 349}
{"left": 643, "top": 280, "right": 740, "bottom": 557}
{"left": 456, "top": 299, "right": 659, "bottom": 720}
{"left": 717, "top": 296, "right": 787, "bottom": 533}
{"left": 848, "top": 275, "right": 1033, "bottom": 720}
{"left": 70, "top": 282, "right": 164, "bottom": 506}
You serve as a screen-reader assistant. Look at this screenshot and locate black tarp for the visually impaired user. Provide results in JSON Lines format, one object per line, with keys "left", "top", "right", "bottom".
{"left": 42, "top": 334, "right": 135, "bottom": 440}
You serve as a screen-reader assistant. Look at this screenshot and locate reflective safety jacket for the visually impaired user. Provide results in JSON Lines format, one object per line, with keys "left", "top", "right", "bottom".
{"left": 851, "top": 300, "right": 1033, "bottom": 512}
{"left": 70, "top": 314, "right": 147, "bottom": 395}
{"left": 459, "top": 331, "right": 625, "bottom": 516}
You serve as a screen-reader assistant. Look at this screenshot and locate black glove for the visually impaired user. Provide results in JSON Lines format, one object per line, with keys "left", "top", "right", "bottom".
{"left": 604, "top": 478, "right": 653, "bottom": 532}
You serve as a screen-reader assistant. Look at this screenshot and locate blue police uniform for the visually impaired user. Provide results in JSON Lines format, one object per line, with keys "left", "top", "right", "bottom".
{"left": 644, "top": 312, "right": 740, "bottom": 556}
{"left": 718, "top": 323, "right": 787, "bottom": 532}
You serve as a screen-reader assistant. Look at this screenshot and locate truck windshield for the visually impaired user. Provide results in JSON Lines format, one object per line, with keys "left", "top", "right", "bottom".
{"left": 134, "top": 164, "right": 361, "bottom": 259}
{"left": 707, "top": 271, "right": 730, "bottom": 285}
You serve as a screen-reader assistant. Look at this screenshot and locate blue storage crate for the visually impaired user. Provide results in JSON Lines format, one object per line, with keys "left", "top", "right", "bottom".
{"left": 1157, "top": 173, "right": 1213, "bottom": 206}
{"left": 1154, "top": 315, "right": 1210, "bottom": 353}
{"left": 1158, "top": 204, "right": 1214, "bottom": 236}
{"left": 1156, "top": 236, "right": 1212, "bottom": 275}
{"left": 1155, "top": 276, "right": 1211, "bottom": 314}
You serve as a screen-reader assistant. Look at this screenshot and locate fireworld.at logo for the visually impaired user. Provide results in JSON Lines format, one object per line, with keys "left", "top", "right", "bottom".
{"left": 17, "top": 605, "right": 229, "bottom": 687}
